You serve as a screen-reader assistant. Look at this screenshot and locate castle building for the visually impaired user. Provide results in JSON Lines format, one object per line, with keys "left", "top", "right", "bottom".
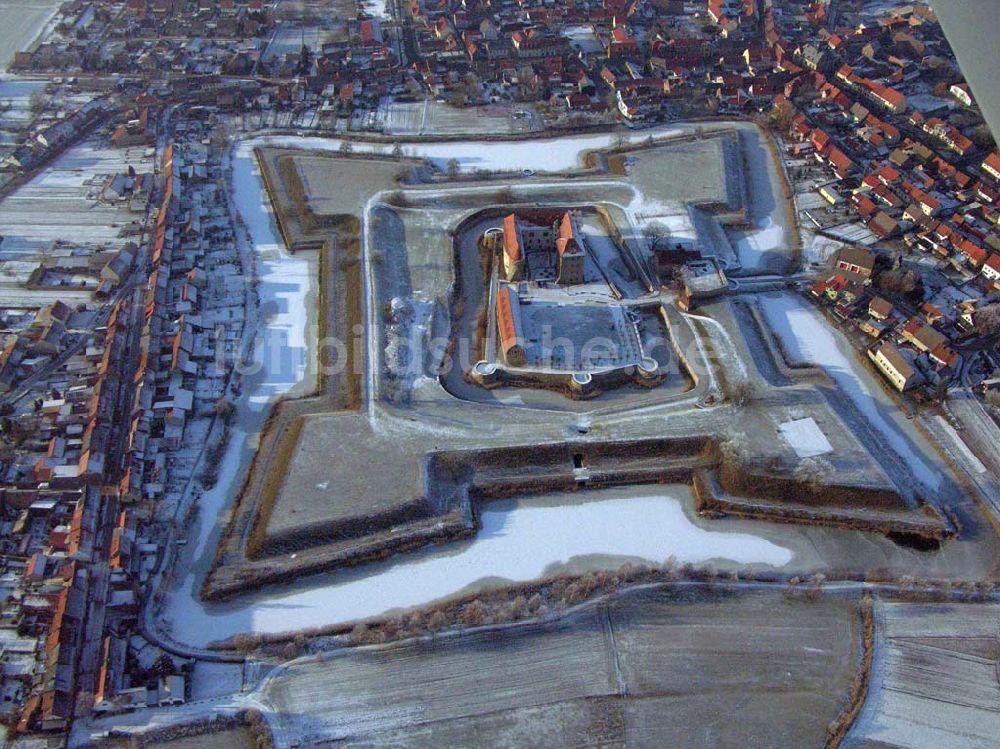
{"left": 555, "top": 212, "right": 585, "bottom": 285}
{"left": 500, "top": 211, "right": 587, "bottom": 285}
{"left": 496, "top": 285, "right": 527, "bottom": 367}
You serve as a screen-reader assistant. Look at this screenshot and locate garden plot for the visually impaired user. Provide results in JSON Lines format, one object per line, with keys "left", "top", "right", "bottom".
{"left": 0, "top": 137, "right": 154, "bottom": 256}
{"left": 0, "top": 78, "right": 46, "bottom": 131}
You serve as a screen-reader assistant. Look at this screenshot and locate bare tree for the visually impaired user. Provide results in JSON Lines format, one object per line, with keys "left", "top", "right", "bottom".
{"left": 973, "top": 304, "right": 1000, "bottom": 335}
{"left": 460, "top": 600, "right": 487, "bottom": 626}
{"left": 28, "top": 90, "right": 46, "bottom": 115}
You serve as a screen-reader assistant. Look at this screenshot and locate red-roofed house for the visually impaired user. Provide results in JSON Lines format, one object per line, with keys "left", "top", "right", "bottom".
{"left": 555, "top": 212, "right": 586, "bottom": 285}
{"left": 501, "top": 214, "right": 524, "bottom": 281}
{"left": 929, "top": 342, "right": 959, "bottom": 369}
{"left": 902, "top": 317, "right": 946, "bottom": 353}
{"left": 852, "top": 193, "right": 878, "bottom": 218}
{"left": 827, "top": 146, "right": 856, "bottom": 179}
{"left": 810, "top": 128, "right": 831, "bottom": 155}
{"left": 982, "top": 152, "right": 1000, "bottom": 184}
{"left": 957, "top": 238, "right": 988, "bottom": 268}
{"left": 865, "top": 80, "right": 907, "bottom": 113}
{"left": 981, "top": 254, "right": 1000, "bottom": 286}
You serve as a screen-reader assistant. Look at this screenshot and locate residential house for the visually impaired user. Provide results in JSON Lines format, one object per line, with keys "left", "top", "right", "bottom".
{"left": 869, "top": 342, "right": 921, "bottom": 391}
{"left": 834, "top": 246, "right": 876, "bottom": 278}
{"left": 868, "top": 296, "right": 893, "bottom": 320}
{"left": 901, "top": 317, "right": 946, "bottom": 353}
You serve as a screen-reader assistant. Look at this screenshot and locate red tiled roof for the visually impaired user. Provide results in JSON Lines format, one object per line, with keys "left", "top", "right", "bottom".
{"left": 502, "top": 214, "right": 521, "bottom": 261}
{"left": 496, "top": 285, "right": 521, "bottom": 355}
{"left": 929, "top": 342, "right": 958, "bottom": 368}
{"left": 958, "top": 238, "right": 987, "bottom": 266}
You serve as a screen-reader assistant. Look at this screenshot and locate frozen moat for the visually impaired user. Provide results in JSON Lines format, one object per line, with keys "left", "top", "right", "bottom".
{"left": 166, "top": 491, "right": 792, "bottom": 647}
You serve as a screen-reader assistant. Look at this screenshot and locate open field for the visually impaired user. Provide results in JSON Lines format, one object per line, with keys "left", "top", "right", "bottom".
{"left": 625, "top": 134, "right": 735, "bottom": 206}
{"left": 846, "top": 601, "right": 1000, "bottom": 749}
{"left": 147, "top": 728, "right": 251, "bottom": 749}
{"left": 371, "top": 99, "right": 544, "bottom": 136}
{"left": 257, "top": 588, "right": 859, "bottom": 748}
{"left": 0, "top": 0, "right": 59, "bottom": 70}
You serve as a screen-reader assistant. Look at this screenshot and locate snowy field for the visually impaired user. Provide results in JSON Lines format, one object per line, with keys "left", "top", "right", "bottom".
{"left": 0, "top": 0, "right": 60, "bottom": 70}
{"left": 0, "top": 78, "right": 45, "bottom": 131}
{"left": 369, "top": 98, "right": 538, "bottom": 136}
{"left": 759, "top": 293, "right": 942, "bottom": 491}
{"left": 167, "top": 490, "right": 792, "bottom": 646}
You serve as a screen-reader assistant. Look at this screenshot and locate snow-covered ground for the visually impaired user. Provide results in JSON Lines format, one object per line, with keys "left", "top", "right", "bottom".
{"left": 251, "top": 126, "right": 693, "bottom": 175}
{"left": 759, "top": 293, "right": 942, "bottom": 490}
{"left": 0, "top": 139, "right": 154, "bottom": 270}
{"left": 561, "top": 24, "right": 603, "bottom": 54}
{"left": 779, "top": 417, "right": 833, "bottom": 459}
{"left": 734, "top": 129, "right": 791, "bottom": 271}
{"left": 167, "top": 491, "right": 792, "bottom": 646}
{"left": 0, "top": 0, "right": 61, "bottom": 70}
{"left": 734, "top": 216, "right": 785, "bottom": 271}
{"left": 0, "top": 78, "right": 45, "bottom": 130}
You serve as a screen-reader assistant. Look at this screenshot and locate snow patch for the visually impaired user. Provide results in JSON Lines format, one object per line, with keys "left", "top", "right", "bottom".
{"left": 734, "top": 216, "right": 785, "bottom": 270}
{"left": 779, "top": 417, "right": 833, "bottom": 458}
